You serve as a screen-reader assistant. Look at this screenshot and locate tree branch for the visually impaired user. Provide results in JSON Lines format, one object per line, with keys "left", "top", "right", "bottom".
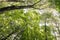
{"left": 1, "top": 27, "right": 25, "bottom": 40}
{"left": 0, "top": 5, "right": 33, "bottom": 12}
{"left": 1, "top": 31, "right": 15, "bottom": 40}
{"left": 0, "top": 0, "right": 41, "bottom": 13}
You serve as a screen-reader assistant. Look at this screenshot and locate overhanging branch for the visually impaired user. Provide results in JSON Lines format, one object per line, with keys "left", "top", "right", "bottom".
{"left": 0, "top": 5, "right": 33, "bottom": 12}
{"left": 0, "top": 0, "right": 41, "bottom": 12}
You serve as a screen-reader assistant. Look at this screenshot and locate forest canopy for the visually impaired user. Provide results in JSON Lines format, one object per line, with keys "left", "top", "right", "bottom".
{"left": 0, "top": 0, "right": 60, "bottom": 40}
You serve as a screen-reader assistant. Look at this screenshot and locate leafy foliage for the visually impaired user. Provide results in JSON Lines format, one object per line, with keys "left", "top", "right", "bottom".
{"left": 0, "top": 0, "right": 58, "bottom": 40}
{"left": 49, "top": 0, "right": 60, "bottom": 12}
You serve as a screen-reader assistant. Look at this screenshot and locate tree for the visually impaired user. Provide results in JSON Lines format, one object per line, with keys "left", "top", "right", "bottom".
{"left": 49, "top": 0, "right": 60, "bottom": 12}
{"left": 0, "top": 0, "right": 60, "bottom": 40}
{"left": 40, "top": 12, "right": 55, "bottom": 40}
